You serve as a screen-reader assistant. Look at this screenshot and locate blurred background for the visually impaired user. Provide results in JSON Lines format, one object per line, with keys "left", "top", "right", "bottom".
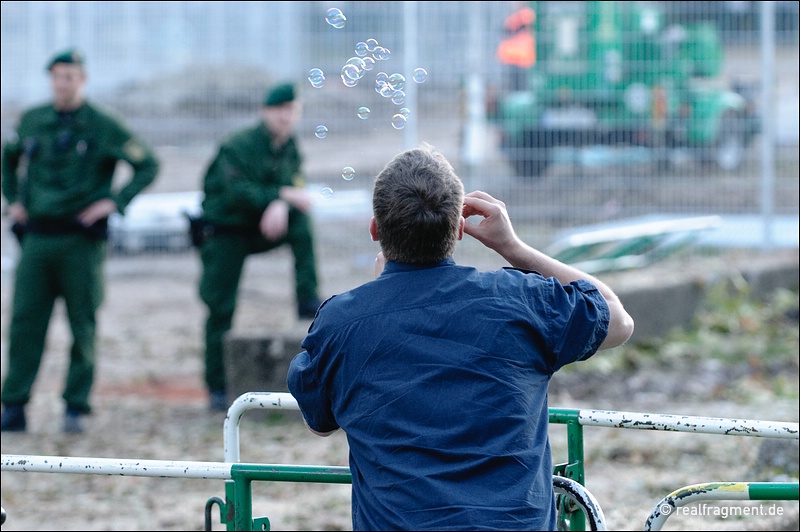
{"left": 0, "top": 6, "right": 797, "bottom": 529}
{"left": 1, "top": 0, "right": 798, "bottom": 271}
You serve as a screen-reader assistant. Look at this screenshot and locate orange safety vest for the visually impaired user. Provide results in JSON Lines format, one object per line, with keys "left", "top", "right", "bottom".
{"left": 497, "top": 31, "right": 536, "bottom": 68}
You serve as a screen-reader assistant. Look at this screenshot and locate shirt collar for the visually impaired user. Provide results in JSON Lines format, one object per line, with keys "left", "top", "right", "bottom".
{"left": 382, "top": 257, "right": 455, "bottom": 274}
{"left": 45, "top": 101, "right": 87, "bottom": 126}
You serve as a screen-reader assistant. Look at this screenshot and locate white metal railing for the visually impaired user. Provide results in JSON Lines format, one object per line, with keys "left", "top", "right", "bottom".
{"left": 2, "top": 392, "right": 797, "bottom": 531}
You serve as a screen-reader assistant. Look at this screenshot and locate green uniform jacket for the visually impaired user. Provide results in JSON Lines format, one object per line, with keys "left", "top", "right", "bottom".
{"left": 201, "top": 122, "right": 304, "bottom": 228}
{"left": 1, "top": 101, "right": 159, "bottom": 218}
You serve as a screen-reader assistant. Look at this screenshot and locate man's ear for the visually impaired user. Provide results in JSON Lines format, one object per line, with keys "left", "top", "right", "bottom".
{"left": 457, "top": 216, "right": 465, "bottom": 240}
{"left": 369, "top": 217, "right": 379, "bottom": 241}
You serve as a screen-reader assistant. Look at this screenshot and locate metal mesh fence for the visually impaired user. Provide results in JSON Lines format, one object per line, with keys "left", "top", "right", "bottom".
{"left": 1, "top": 1, "right": 798, "bottom": 268}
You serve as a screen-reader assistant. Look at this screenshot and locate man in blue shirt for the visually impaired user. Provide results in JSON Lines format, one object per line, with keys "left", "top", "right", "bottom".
{"left": 288, "top": 143, "right": 634, "bottom": 530}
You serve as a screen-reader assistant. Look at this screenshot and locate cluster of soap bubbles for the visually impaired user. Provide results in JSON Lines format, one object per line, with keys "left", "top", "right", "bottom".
{"left": 307, "top": 37, "right": 392, "bottom": 90}
{"left": 314, "top": 7, "right": 429, "bottom": 197}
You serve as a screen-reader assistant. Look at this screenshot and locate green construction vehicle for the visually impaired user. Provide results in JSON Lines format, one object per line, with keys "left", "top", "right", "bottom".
{"left": 492, "top": 1, "right": 760, "bottom": 178}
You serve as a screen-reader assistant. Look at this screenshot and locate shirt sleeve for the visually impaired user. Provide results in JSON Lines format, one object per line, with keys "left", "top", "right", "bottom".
{"left": 1, "top": 134, "right": 23, "bottom": 205}
{"left": 543, "top": 278, "right": 610, "bottom": 373}
{"left": 104, "top": 115, "right": 159, "bottom": 214}
{"left": 287, "top": 350, "right": 340, "bottom": 434}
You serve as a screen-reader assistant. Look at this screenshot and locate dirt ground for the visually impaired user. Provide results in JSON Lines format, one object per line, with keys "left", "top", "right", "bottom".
{"left": 0, "top": 225, "right": 798, "bottom": 531}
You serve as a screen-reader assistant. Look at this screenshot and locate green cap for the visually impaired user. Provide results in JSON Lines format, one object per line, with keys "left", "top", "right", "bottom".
{"left": 263, "top": 82, "right": 296, "bottom": 107}
{"left": 46, "top": 47, "right": 85, "bottom": 71}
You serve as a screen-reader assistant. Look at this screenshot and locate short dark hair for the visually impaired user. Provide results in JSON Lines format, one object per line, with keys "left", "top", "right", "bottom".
{"left": 372, "top": 143, "right": 464, "bottom": 263}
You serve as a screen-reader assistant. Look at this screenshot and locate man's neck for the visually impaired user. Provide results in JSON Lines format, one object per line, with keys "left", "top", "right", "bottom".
{"left": 54, "top": 98, "right": 84, "bottom": 112}
{"left": 271, "top": 133, "right": 290, "bottom": 149}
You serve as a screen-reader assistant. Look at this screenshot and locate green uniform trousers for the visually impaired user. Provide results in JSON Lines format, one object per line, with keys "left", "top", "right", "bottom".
{"left": 199, "top": 209, "right": 318, "bottom": 393}
{"left": 1, "top": 233, "right": 105, "bottom": 413}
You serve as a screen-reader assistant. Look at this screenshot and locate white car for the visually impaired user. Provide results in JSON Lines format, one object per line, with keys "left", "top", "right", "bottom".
{"left": 108, "top": 191, "right": 203, "bottom": 254}
{"left": 108, "top": 186, "right": 372, "bottom": 254}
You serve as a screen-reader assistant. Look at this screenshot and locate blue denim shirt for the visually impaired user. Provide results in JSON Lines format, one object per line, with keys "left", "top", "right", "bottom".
{"left": 288, "top": 257, "right": 609, "bottom": 531}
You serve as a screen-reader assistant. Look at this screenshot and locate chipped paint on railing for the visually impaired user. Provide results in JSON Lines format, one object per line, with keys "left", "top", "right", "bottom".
{"left": 1, "top": 454, "right": 232, "bottom": 479}
{"left": 224, "top": 392, "right": 299, "bottom": 463}
{"left": 579, "top": 410, "right": 799, "bottom": 439}
{"left": 644, "top": 481, "right": 799, "bottom": 531}
{"left": 553, "top": 475, "right": 607, "bottom": 531}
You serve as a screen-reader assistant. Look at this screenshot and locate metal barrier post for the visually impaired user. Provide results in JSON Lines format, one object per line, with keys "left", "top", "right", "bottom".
{"left": 549, "top": 408, "right": 586, "bottom": 484}
{"left": 550, "top": 408, "right": 588, "bottom": 531}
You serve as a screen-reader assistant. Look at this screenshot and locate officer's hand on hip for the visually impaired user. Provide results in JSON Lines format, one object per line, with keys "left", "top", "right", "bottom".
{"left": 6, "top": 202, "right": 28, "bottom": 224}
{"left": 78, "top": 198, "right": 117, "bottom": 226}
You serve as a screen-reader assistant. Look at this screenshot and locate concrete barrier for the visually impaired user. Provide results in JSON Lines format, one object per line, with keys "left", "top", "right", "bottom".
{"left": 224, "top": 323, "right": 309, "bottom": 416}
{"left": 615, "top": 254, "right": 799, "bottom": 343}
{"left": 224, "top": 254, "right": 799, "bottom": 402}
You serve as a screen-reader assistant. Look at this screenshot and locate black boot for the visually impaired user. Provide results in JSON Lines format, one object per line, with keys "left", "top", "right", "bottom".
{"left": 63, "top": 406, "right": 85, "bottom": 433}
{"left": 1, "top": 404, "right": 27, "bottom": 432}
{"left": 209, "top": 390, "right": 228, "bottom": 413}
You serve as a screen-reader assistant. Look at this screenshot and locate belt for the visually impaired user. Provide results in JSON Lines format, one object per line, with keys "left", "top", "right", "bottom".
{"left": 25, "top": 217, "right": 108, "bottom": 240}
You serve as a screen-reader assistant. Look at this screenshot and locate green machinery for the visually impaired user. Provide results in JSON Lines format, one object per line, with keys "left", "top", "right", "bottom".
{"left": 492, "top": 1, "right": 760, "bottom": 178}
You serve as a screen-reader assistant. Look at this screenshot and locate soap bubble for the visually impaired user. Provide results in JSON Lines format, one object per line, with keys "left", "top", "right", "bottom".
{"left": 388, "top": 73, "right": 405, "bottom": 90}
{"left": 315, "top": 125, "right": 328, "bottom": 139}
{"left": 379, "top": 84, "right": 394, "bottom": 98}
{"left": 357, "top": 106, "right": 371, "bottom": 120}
{"left": 413, "top": 68, "right": 428, "bottom": 83}
{"left": 391, "top": 114, "right": 407, "bottom": 129}
{"left": 342, "top": 167, "right": 355, "bottom": 181}
{"left": 320, "top": 187, "right": 334, "bottom": 198}
{"left": 308, "top": 68, "right": 325, "bottom": 88}
{"left": 345, "top": 57, "right": 367, "bottom": 79}
{"left": 325, "top": 8, "right": 346, "bottom": 29}
{"left": 342, "top": 64, "right": 361, "bottom": 80}
{"left": 373, "top": 46, "right": 390, "bottom": 61}
{"left": 355, "top": 42, "right": 368, "bottom": 57}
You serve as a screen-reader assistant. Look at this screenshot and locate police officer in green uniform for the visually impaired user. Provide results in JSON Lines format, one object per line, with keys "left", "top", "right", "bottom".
{"left": 0, "top": 48, "right": 159, "bottom": 433}
{"left": 197, "top": 82, "right": 321, "bottom": 411}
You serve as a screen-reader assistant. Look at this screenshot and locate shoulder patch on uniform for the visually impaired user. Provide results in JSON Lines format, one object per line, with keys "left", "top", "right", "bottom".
{"left": 123, "top": 139, "right": 146, "bottom": 162}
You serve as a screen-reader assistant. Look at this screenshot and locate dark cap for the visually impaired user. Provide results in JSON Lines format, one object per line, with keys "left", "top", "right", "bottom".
{"left": 46, "top": 47, "right": 85, "bottom": 71}
{"left": 263, "top": 82, "right": 297, "bottom": 107}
